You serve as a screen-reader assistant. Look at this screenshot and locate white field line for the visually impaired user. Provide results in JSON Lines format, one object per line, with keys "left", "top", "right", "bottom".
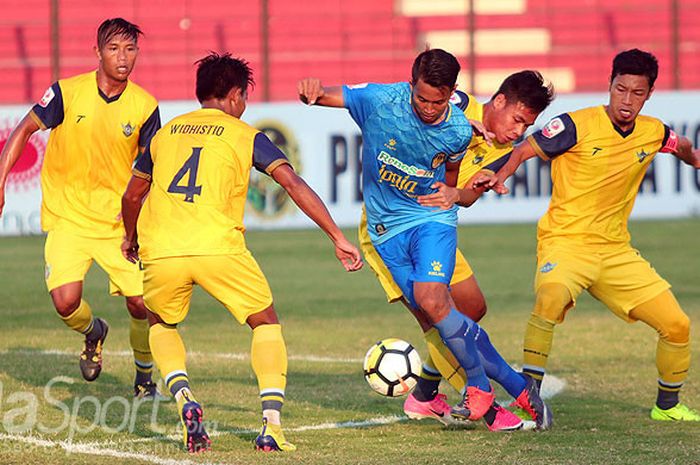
{"left": 0, "top": 348, "right": 363, "bottom": 364}
{"left": 0, "top": 348, "right": 566, "bottom": 399}
{"left": 0, "top": 433, "right": 227, "bottom": 465}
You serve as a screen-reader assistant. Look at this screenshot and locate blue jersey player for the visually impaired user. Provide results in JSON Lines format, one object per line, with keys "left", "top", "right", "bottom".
{"left": 299, "top": 49, "right": 551, "bottom": 430}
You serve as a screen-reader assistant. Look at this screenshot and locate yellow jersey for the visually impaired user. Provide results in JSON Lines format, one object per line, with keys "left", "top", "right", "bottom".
{"left": 133, "top": 108, "right": 290, "bottom": 261}
{"left": 528, "top": 105, "right": 677, "bottom": 246}
{"left": 451, "top": 91, "right": 514, "bottom": 188}
{"left": 30, "top": 71, "right": 160, "bottom": 238}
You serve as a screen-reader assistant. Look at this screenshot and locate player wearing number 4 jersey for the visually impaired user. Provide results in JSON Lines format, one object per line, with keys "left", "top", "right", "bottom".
{"left": 0, "top": 18, "right": 159, "bottom": 396}
{"left": 121, "top": 52, "right": 362, "bottom": 453}
{"left": 475, "top": 49, "right": 700, "bottom": 422}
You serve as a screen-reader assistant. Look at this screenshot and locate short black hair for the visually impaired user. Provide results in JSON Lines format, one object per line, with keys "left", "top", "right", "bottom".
{"left": 491, "top": 70, "right": 555, "bottom": 114}
{"left": 611, "top": 48, "right": 659, "bottom": 88}
{"left": 97, "top": 18, "right": 142, "bottom": 50}
{"left": 411, "top": 49, "right": 461, "bottom": 89}
{"left": 195, "top": 52, "right": 254, "bottom": 103}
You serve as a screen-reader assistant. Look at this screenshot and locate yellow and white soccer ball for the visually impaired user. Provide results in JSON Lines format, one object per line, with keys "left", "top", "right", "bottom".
{"left": 363, "top": 338, "right": 421, "bottom": 397}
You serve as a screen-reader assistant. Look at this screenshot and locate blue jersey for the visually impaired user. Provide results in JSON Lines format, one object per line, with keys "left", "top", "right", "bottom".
{"left": 343, "top": 82, "right": 471, "bottom": 244}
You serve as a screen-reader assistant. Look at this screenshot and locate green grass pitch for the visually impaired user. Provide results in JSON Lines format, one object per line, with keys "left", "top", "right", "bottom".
{"left": 0, "top": 219, "right": 698, "bottom": 464}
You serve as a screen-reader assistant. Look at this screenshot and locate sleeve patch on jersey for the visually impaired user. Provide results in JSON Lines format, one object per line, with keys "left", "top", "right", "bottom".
{"left": 541, "top": 117, "right": 565, "bottom": 139}
{"left": 662, "top": 129, "right": 679, "bottom": 153}
{"left": 347, "top": 83, "right": 369, "bottom": 89}
{"left": 38, "top": 86, "right": 55, "bottom": 108}
{"left": 449, "top": 93, "right": 462, "bottom": 105}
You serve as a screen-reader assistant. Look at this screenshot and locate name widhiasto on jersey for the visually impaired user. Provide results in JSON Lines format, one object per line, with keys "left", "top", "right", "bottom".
{"left": 375, "top": 138, "right": 443, "bottom": 198}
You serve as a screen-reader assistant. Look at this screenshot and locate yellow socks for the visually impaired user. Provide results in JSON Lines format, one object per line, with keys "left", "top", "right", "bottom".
{"left": 59, "top": 299, "right": 94, "bottom": 334}
{"left": 251, "top": 324, "right": 287, "bottom": 411}
{"left": 130, "top": 316, "right": 153, "bottom": 385}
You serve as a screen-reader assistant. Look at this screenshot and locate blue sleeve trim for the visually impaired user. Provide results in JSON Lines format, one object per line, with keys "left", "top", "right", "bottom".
{"left": 530, "top": 113, "right": 577, "bottom": 159}
{"left": 138, "top": 107, "right": 161, "bottom": 148}
{"left": 253, "top": 132, "right": 290, "bottom": 174}
{"left": 133, "top": 143, "right": 154, "bottom": 178}
{"left": 31, "top": 82, "right": 64, "bottom": 129}
{"left": 484, "top": 151, "right": 512, "bottom": 172}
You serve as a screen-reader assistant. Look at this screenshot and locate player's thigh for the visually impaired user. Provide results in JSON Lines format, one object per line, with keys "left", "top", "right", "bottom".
{"left": 44, "top": 230, "right": 92, "bottom": 292}
{"left": 534, "top": 243, "right": 598, "bottom": 321}
{"left": 91, "top": 236, "right": 144, "bottom": 297}
{"left": 142, "top": 257, "right": 194, "bottom": 325}
{"left": 589, "top": 247, "right": 670, "bottom": 322}
{"left": 193, "top": 253, "right": 273, "bottom": 325}
{"left": 359, "top": 211, "right": 404, "bottom": 303}
{"left": 410, "top": 223, "right": 457, "bottom": 284}
{"left": 375, "top": 231, "right": 417, "bottom": 307}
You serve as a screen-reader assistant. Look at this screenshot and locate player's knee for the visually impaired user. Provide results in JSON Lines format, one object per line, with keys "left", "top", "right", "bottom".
{"left": 415, "top": 292, "right": 449, "bottom": 321}
{"left": 533, "top": 283, "right": 570, "bottom": 323}
{"left": 125, "top": 296, "right": 148, "bottom": 319}
{"left": 247, "top": 305, "right": 279, "bottom": 329}
{"left": 51, "top": 293, "right": 82, "bottom": 317}
{"left": 664, "top": 312, "right": 690, "bottom": 344}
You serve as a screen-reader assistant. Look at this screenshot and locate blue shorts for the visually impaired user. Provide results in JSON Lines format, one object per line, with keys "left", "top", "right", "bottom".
{"left": 375, "top": 222, "right": 457, "bottom": 308}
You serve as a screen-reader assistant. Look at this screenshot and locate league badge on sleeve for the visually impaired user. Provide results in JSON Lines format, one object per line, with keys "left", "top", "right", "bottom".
{"left": 542, "top": 117, "right": 565, "bottom": 139}
{"left": 38, "top": 87, "right": 55, "bottom": 108}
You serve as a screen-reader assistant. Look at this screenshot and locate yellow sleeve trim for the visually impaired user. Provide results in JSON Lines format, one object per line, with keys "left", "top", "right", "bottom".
{"left": 28, "top": 110, "right": 47, "bottom": 131}
{"left": 265, "top": 159, "right": 291, "bottom": 176}
{"left": 527, "top": 136, "right": 550, "bottom": 161}
{"left": 132, "top": 169, "right": 152, "bottom": 181}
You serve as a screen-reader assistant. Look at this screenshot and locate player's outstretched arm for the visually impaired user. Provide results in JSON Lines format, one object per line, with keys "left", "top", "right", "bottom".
{"left": 0, "top": 113, "right": 40, "bottom": 216}
{"left": 271, "top": 164, "right": 363, "bottom": 272}
{"left": 121, "top": 175, "right": 152, "bottom": 263}
{"left": 297, "top": 78, "right": 345, "bottom": 107}
{"left": 470, "top": 141, "right": 538, "bottom": 194}
{"left": 672, "top": 135, "right": 700, "bottom": 169}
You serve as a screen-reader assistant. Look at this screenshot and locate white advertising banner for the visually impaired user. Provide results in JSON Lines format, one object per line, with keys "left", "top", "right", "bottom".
{"left": 1, "top": 92, "right": 699, "bottom": 236}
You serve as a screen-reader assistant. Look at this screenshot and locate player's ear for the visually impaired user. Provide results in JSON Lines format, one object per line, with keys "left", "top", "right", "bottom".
{"left": 493, "top": 93, "right": 507, "bottom": 110}
{"left": 647, "top": 85, "right": 655, "bottom": 101}
{"left": 94, "top": 45, "right": 102, "bottom": 61}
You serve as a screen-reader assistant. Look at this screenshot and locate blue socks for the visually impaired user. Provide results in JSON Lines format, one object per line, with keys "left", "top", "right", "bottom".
{"left": 474, "top": 326, "right": 527, "bottom": 397}
{"left": 433, "top": 309, "right": 490, "bottom": 391}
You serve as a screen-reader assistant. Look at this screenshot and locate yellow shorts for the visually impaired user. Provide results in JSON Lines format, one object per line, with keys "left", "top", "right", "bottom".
{"left": 358, "top": 208, "right": 473, "bottom": 303}
{"left": 44, "top": 230, "right": 143, "bottom": 296}
{"left": 142, "top": 253, "right": 273, "bottom": 325}
{"left": 535, "top": 242, "right": 670, "bottom": 322}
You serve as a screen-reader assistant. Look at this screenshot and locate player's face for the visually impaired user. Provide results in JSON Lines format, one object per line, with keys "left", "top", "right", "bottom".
{"left": 488, "top": 94, "right": 540, "bottom": 144}
{"left": 410, "top": 79, "right": 454, "bottom": 124}
{"left": 607, "top": 74, "right": 653, "bottom": 130}
{"left": 97, "top": 34, "right": 139, "bottom": 83}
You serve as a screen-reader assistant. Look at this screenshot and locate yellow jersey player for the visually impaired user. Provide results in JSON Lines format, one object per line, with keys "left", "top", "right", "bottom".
{"left": 353, "top": 71, "right": 555, "bottom": 430}
{"left": 0, "top": 18, "right": 161, "bottom": 396}
{"left": 121, "top": 53, "right": 362, "bottom": 453}
{"left": 478, "top": 49, "right": 700, "bottom": 421}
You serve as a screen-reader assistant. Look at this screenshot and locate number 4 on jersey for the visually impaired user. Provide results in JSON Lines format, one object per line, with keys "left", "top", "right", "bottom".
{"left": 168, "top": 147, "right": 203, "bottom": 202}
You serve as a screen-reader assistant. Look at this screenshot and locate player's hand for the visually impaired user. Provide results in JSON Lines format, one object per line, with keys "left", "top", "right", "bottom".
{"left": 333, "top": 237, "right": 363, "bottom": 272}
{"left": 298, "top": 78, "right": 325, "bottom": 105}
{"left": 469, "top": 173, "right": 509, "bottom": 195}
{"left": 469, "top": 119, "right": 495, "bottom": 146}
{"left": 417, "top": 182, "right": 459, "bottom": 209}
{"left": 121, "top": 238, "right": 140, "bottom": 263}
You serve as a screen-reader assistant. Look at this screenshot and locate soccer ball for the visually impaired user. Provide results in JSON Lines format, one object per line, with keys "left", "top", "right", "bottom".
{"left": 363, "top": 338, "right": 421, "bottom": 397}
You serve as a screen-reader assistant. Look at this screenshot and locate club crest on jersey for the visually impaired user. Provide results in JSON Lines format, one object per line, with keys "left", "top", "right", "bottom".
{"left": 539, "top": 262, "right": 557, "bottom": 273}
{"left": 122, "top": 122, "right": 135, "bottom": 137}
{"left": 375, "top": 224, "right": 387, "bottom": 236}
{"left": 431, "top": 152, "right": 446, "bottom": 169}
{"left": 542, "top": 117, "right": 565, "bottom": 139}
{"left": 38, "top": 87, "right": 55, "bottom": 108}
{"left": 636, "top": 149, "right": 649, "bottom": 163}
